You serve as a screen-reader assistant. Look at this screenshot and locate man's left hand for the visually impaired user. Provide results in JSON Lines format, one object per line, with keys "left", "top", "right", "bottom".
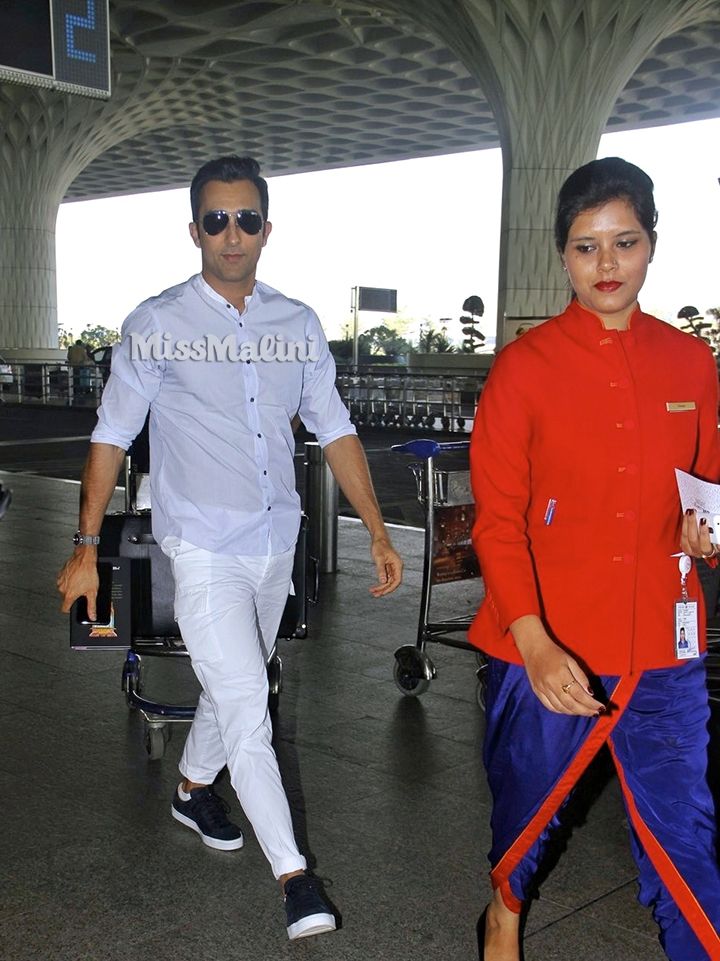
{"left": 369, "top": 534, "right": 403, "bottom": 596}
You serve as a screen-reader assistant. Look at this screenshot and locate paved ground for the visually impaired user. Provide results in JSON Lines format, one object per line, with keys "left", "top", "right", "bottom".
{"left": 0, "top": 404, "right": 711, "bottom": 960}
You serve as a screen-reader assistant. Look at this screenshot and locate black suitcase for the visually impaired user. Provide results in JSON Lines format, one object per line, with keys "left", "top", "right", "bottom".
{"left": 70, "top": 513, "right": 311, "bottom": 650}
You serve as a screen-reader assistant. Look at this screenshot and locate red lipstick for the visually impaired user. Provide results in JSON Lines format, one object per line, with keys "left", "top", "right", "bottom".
{"left": 595, "top": 281, "right": 621, "bottom": 292}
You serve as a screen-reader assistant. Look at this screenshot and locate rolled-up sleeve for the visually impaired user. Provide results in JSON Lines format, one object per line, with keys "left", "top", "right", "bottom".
{"left": 298, "top": 312, "right": 356, "bottom": 448}
{"left": 90, "top": 306, "right": 164, "bottom": 450}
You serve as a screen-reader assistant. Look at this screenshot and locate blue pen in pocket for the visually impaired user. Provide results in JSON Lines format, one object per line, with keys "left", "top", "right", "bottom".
{"left": 544, "top": 498, "right": 557, "bottom": 525}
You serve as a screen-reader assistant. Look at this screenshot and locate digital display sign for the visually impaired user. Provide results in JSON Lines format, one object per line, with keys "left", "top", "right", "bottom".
{"left": 0, "top": 1, "right": 110, "bottom": 99}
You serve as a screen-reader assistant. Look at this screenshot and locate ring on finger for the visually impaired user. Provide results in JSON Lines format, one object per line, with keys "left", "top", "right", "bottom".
{"left": 561, "top": 681, "right": 577, "bottom": 695}
{"left": 702, "top": 546, "right": 718, "bottom": 559}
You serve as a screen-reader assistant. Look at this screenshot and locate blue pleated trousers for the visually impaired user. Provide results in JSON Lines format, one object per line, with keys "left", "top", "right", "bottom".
{"left": 484, "top": 656, "right": 720, "bottom": 960}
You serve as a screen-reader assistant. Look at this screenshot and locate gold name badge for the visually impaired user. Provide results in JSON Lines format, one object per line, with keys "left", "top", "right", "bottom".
{"left": 666, "top": 401, "right": 696, "bottom": 412}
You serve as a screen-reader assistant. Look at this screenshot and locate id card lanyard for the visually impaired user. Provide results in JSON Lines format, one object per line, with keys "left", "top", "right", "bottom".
{"left": 675, "top": 553, "right": 700, "bottom": 660}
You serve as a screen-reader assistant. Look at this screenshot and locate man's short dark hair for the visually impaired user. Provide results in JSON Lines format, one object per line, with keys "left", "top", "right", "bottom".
{"left": 190, "top": 156, "right": 269, "bottom": 223}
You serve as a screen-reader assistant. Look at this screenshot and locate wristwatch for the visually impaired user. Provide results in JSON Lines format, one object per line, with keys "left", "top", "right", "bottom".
{"left": 73, "top": 531, "right": 101, "bottom": 546}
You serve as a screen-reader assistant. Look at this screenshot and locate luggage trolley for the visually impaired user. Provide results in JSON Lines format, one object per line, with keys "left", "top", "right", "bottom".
{"left": 391, "top": 439, "right": 486, "bottom": 705}
{"left": 71, "top": 432, "right": 317, "bottom": 759}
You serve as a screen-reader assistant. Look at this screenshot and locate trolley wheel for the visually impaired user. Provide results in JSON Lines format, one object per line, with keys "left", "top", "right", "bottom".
{"left": 267, "top": 654, "right": 283, "bottom": 713}
{"left": 392, "top": 645, "right": 435, "bottom": 697}
{"left": 393, "top": 660, "right": 430, "bottom": 696}
{"left": 145, "top": 724, "right": 170, "bottom": 760}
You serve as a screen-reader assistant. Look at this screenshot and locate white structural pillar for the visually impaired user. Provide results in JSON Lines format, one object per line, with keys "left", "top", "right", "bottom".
{"left": 389, "top": 0, "right": 718, "bottom": 345}
{"left": 483, "top": 0, "right": 718, "bottom": 343}
{"left": 0, "top": 58, "right": 202, "bottom": 349}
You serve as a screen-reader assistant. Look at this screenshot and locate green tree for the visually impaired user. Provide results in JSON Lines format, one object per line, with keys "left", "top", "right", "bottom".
{"left": 677, "top": 305, "right": 719, "bottom": 353}
{"left": 359, "top": 324, "right": 412, "bottom": 357}
{"left": 459, "top": 294, "right": 485, "bottom": 353}
{"left": 78, "top": 325, "right": 121, "bottom": 350}
{"left": 328, "top": 338, "right": 352, "bottom": 360}
{"left": 417, "top": 324, "right": 455, "bottom": 353}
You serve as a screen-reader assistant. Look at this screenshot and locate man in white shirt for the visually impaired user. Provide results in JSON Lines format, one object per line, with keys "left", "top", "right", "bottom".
{"left": 58, "top": 156, "right": 403, "bottom": 940}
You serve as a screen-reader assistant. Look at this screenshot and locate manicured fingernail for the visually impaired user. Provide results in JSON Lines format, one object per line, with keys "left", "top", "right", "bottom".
{"left": 701, "top": 518, "right": 707, "bottom": 527}
{"left": 686, "top": 509, "right": 694, "bottom": 516}
{"left": 586, "top": 687, "right": 594, "bottom": 695}
{"left": 597, "top": 707, "right": 606, "bottom": 714}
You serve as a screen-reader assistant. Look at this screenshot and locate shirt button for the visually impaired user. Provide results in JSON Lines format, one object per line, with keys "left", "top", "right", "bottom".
{"left": 267, "top": 506, "right": 271, "bottom": 511}
{"left": 617, "top": 466, "right": 626, "bottom": 473}
{"left": 612, "top": 555, "right": 622, "bottom": 563}
{"left": 250, "top": 397, "right": 255, "bottom": 402}
{"left": 263, "top": 470, "right": 267, "bottom": 475}
{"left": 257, "top": 433, "right": 262, "bottom": 438}
{"left": 246, "top": 359, "right": 251, "bottom": 364}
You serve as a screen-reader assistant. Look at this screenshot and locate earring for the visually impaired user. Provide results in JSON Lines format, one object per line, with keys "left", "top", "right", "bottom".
{"left": 561, "top": 263, "right": 567, "bottom": 271}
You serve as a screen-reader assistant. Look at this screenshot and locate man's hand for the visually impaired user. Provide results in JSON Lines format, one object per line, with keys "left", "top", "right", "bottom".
{"left": 56, "top": 441, "right": 125, "bottom": 620}
{"left": 511, "top": 615, "right": 605, "bottom": 716}
{"left": 323, "top": 434, "right": 403, "bottom": 597}
{"left": 57, "top": 549, "right": 99, "bottom": 618}
{"left": 369, "top": 533, "right": 403, "bottom": 597}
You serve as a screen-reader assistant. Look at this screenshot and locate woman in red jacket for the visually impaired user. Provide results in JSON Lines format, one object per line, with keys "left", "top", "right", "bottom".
{"left": 471, "top": 157, "right": 720, "bottom": 961}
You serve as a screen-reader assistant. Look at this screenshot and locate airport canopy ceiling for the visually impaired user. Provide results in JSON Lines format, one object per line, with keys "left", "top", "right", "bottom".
{"left": 65, "top": 1, "right": 720, "bottom": 201}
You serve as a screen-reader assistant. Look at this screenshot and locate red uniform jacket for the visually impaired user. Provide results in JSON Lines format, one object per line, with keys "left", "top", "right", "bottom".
{"left": 469, "top": 300, "right": 720, "bottom": 674}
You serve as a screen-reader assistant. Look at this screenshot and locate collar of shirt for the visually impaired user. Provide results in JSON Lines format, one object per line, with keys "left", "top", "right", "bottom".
{"left": 196, "top": 273, "right": 255, "bottom": 315}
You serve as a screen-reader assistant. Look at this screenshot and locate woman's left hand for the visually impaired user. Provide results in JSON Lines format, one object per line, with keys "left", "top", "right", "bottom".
{"left": 681, "top": 509, "right": 717, "bottom": 560}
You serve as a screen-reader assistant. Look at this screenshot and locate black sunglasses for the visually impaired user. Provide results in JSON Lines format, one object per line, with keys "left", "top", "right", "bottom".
{"left": 201, "top": 209, "right": 264, "bottom": 236}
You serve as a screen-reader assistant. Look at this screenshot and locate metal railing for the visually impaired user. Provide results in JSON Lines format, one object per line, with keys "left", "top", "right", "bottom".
{"left": 0, "top": 362, "right": 106, "bottom": 407}
{"left": 0, "top": 361, "right": 488, "bottom": 431}
{"left": 335, "top": 369, "right": 487, "bottom": 433}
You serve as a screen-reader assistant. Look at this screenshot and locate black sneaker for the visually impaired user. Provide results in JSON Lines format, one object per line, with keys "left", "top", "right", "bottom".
{"left": 171, "top": 786, "right": 244, "bottom": 851}
{"left": 284, "top": 874, "right": 336, "bottom": 940}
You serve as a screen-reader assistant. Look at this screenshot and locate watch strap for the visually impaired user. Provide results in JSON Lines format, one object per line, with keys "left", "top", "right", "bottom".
{"left": 73, "top": 531, "right": 101, "bottom": 546}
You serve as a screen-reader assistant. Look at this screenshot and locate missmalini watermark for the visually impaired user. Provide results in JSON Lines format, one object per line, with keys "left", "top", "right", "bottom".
{"left": 129, "top": 331, "right": 320, "bottom": 363}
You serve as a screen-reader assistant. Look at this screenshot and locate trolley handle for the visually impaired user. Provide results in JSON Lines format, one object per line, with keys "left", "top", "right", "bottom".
{"left": 391, "top": 439, "right": 469, "bottom": 459}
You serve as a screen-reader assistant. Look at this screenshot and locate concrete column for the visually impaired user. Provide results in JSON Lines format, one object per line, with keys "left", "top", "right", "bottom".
{"left": 382, "top": 0, "right": 717, "bottom": 345}
{"left": 479, "top": 0, "right": 718, "bottom": 344}
{"left": 0, "top": 58, "right": 203, "bottom": 349}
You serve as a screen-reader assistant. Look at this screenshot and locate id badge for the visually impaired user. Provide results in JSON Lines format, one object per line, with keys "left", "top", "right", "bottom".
{"left": 674, "top": 600, "right": 700, "bottom": 660}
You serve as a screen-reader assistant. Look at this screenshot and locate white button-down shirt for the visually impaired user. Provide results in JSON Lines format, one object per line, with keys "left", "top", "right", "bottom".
{"left": 92, "top": 274, "right": 355, "bottom": 554}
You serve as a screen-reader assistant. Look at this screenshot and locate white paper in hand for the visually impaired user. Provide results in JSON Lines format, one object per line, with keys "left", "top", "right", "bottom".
{"left": 675, "top": 468, "right": 720, "bottom": 545}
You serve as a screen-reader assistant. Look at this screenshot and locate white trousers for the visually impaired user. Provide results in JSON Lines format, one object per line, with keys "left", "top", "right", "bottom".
{"left": 162, "top": 537, "right": 306, "bottom": 879}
